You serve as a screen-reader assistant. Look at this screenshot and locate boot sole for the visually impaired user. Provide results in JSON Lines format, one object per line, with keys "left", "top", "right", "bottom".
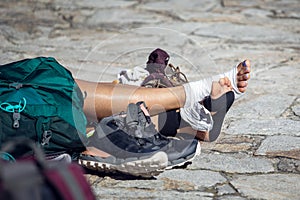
{"left": 78, "top": 151, "right": 168, "bottom": 178}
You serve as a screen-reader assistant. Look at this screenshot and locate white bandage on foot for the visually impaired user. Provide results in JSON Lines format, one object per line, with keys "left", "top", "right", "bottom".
{"left": 182, "top": 65, "right": 244, "bottom": 109}
{"left": 213, "top": 64, "right": 244, "bottom": 100}
{"left": 180, "top": 64, "right": 244, "bottom": 131}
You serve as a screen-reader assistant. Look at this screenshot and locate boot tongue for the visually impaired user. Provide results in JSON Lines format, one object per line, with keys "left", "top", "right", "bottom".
{"left": 122, "top": 101, "right": 170, "bottom": 147}
{"left": 124, "top": 101, "right": 158, "bottom": 138}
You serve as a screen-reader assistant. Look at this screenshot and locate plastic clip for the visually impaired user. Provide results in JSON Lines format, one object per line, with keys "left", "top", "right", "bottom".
{"left": 41, "top": 130, "right": 52, "bottom": 146}
{"left": 13, "top": 112, "right": 20, "bottom": 128}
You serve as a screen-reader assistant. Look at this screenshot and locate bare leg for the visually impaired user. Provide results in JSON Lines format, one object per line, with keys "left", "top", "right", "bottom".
{"left": 76, "top": 81, "right": 186, "bottom": 157}
{"left": 76, "top": 80, "right": 186, "bottom": 121}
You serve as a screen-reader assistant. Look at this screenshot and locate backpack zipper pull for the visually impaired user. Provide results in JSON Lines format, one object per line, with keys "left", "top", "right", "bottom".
{"left": 13, "top": 111, "right": 20, "bottom": 128}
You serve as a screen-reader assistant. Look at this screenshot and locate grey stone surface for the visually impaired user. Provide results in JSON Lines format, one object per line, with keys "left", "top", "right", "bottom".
{"left": 189, "top": 153, "right": 274, "bottom": 174}
{"left": 255, "top": 135, "right": 300, "bottom": 159}
{"left": 193, "top": 22, "right": 300, "bottom": 44}
{"left": 216, "top": 196, "right": 247, "bottom": 200}
{"left": 277, "top": 158, "right": 300, "bottom": 173}
{"left": 92, "top": 187, "right": 213, "bottom": 200}
{"left": 216, "top": 184, "right": 236, "bottom": 196}
{"left": 231, "top": 174, "right": 300, "bottom": 200}
{"left": 158, "top": 169, "right": 227, "bottom": 189}
{"left": 225, "top": 118, "right": 300, "bottom": 136}
{"left": 227, "top": 94, "right": 295, "bottom": 119}
{"left": 1, "top": 0, "right": 300, "bottom": 199}
{"left": 292, "top": 104, "right": 300, "bottom": 116}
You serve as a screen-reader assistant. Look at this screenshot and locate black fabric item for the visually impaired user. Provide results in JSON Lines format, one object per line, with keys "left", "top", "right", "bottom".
{"left": 158, "top": 110, "right": 181, "bottom": 137}
{"left": 202, "top": 91, "right": 234, "bottom": 113}
{"left": 202, "top": 91, "right": 235, "bottom": 141}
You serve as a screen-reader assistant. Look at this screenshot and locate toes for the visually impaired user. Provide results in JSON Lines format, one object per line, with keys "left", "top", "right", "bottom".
{"left": 236, "top": 59, "right": 251, "bottom": 93}
{"left": 237, "top": 59, "right": 251, "bottom": 76}
{"left": 237, "top": 73, "right": 250, "bottom": 81}
{"left": 224, "top": 77, "right": 232, "bottom": 88}
{"left": 219, "top": 78, "right": 225, "bottom": 86}
{"left": 217, "top": 77, "right": 233, "bottom": 94}
{"left": 238, "top": 87, "right": 247, "bottom": 93}
{"left": 237, "top": 80, "right": 248, "bottom": 92}
{"left": 219, "top": 77, "right": 233, "bottom": 90}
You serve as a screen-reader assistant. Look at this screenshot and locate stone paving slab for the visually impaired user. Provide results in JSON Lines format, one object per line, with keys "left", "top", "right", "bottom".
{"left": 1, "top": 0, "right": 300, "bottom": 199}
{"left": 227, "top": 94, "right": 295, "bottom": 119}
{"left": 158, "top": 169, "right": 227, "bottom": 189}
{"left": 225, "top": 118, "right": 300, "bottom": 136}
{"left": 255, "top": 135, "right": 300, "bottom": 160}
{"left": 231, "top": 174, "right": 300, "bottom": 200}
{"left": 189, "top": 152, "right": 275, "bottom": 174}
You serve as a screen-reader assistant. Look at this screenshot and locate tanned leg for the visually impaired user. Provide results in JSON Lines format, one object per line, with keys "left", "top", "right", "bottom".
{"left": 76, "top": 80, "right": 186, "bottom": 122}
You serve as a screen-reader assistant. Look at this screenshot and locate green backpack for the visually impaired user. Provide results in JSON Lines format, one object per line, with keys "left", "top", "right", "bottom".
{"left": 0, "top": 57, "right": 87, "bottom": 158}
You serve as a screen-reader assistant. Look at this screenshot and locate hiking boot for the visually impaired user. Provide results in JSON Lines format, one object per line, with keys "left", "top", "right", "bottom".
{"left": 86, "top": 102, "right": 200, "bottom": 169}
{"left": 78, "top": 150, "right": 168, "bottom": 178}
{"left": 128, "top": 102, "right": 200, "bottom": 169}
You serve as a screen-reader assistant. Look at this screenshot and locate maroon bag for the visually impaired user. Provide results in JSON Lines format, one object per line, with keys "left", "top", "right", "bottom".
{"left": 0, "top": 138, "right": 96, "bottom": 200}
{"left": 142, "top": 48, "right": 188, "bottom": 88}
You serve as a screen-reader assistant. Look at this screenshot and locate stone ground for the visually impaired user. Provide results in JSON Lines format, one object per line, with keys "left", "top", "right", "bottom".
{"left": 1, "top": 0, "right": 300, "bottom": 199}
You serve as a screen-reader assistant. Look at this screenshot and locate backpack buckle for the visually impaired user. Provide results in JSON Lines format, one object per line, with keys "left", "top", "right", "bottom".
{"left": 13, "top": 112, "right": 20, "bottom": 129}
{"left": 9, "top": 82, "right": 23, "bottom": 90}
{"left": 41, "top": 130, "right": 52, "bottom": 146}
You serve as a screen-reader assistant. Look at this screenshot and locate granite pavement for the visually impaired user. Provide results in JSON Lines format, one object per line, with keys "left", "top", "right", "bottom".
{"left": 0, "top": 0, "right": 299, "bottom": 199}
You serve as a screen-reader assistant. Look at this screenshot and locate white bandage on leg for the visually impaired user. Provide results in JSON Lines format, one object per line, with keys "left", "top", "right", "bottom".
{"left": 181, "top": 78, "right": 212, "bottom": 108}
{"left": 180, "top": 102, "right": 213, "bottom": 131}
{"left": 180, "top": 79, "right": 213, "bottom": 131}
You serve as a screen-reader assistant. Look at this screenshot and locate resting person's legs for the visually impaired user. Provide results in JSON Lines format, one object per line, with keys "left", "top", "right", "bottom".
{"left": 76, "top": 60, "right": 250, "bottom": 122}
{"left": 76, "top": 59, "right": 250, "bottom": 143}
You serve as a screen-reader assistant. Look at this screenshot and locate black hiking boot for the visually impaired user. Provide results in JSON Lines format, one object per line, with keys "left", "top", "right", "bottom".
{"left": 83, "top": 102, "right": 200, "bottom": 170}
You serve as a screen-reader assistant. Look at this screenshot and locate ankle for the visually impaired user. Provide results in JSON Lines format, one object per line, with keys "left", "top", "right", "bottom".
{"left": 196, "top": 131, "right": 210, "bottom": 141}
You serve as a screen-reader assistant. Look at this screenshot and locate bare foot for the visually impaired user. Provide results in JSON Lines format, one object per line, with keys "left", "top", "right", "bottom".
{"left": 236, "top": 60, "right": 251, "bottom": 93}
{"left": 210, "top": 77, "right": 233, "bottom": 100}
